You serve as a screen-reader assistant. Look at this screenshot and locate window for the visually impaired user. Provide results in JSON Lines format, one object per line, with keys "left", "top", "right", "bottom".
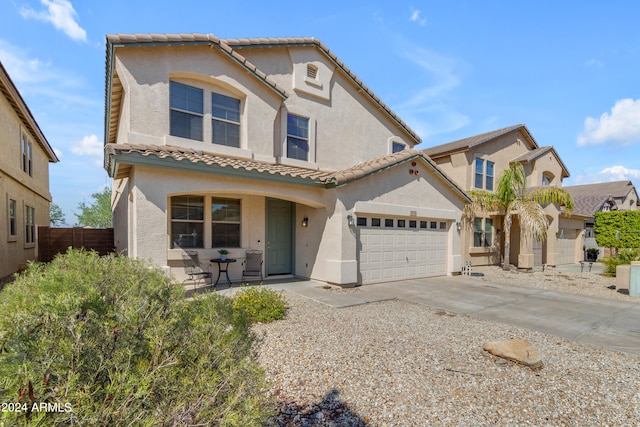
{"left": 397, "top": 220, "right": 406, "bottom": 228}
{"left": 475, "top": 158, "right": 494, "bottom": 191}
{"left": 25, "top": 205, "right": 35, "bottom": 244}
{"left": 212, "top": 198, "right": 241, "bottom": 248}
{"left": 371, "top": 218, "right": 381, "bottom": 227}
{"left": 542, "top": 173, "right": 553, "bottom": 186}
{"left": 409, "top": 220, "right": 417, "bottom": 228}
{"left": 439, "top": 222, "right": 447, "bottom": 230}
{"left": 212, "top": 93, "right": 240, "bottom": 147}
{"left": 170, "top": 195, "right": 204, "bottom": 248}
{"left": 357, "top": 217, "right": 367, "bottom": 227}
{"left": 392, "top": 142, "right": 406, "bottom": 153}
{"left": 287, "top": 114, "right": 309, "bottom": 161}
{"left": 430, "top": 221, "right": 437, "bottom": 229}
{"left": 21, "top": 134, "right": 32, "bottom": 176}
{"left": 9, "top": 199, "right": 17, "bottom": 237}
{"left": 385, "top": 219, "right": 394, "bottom": 227}
{"left": 473, "top": 218, "right": 493, "bottom": 247}
{"left": 170, "top": 81, "right": 203, "bottom": 141}
{"left": 420, "top": 221, "right": 427, "bottom": 229}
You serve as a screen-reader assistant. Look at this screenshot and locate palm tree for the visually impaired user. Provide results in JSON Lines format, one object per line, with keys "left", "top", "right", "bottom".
{"left": 464, "top": 162, "right": 574, "bottom": 270}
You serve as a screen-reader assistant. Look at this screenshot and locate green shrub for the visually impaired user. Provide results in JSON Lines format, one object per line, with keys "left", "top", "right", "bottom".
{"left": 603, "top": 249, "right": 639, "bottom": 276}
{"left": 0, "top": 249, "right": 272, "bottom": 426}
{"left": 232, "top": 286, "right": 287, "bottom": 324}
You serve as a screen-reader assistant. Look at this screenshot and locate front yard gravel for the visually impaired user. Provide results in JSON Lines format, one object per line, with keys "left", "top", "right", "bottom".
{"left": 257, "top": 266, "right": 640, "bottom": 426}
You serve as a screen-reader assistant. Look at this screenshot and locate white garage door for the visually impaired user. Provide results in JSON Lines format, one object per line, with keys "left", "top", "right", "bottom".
{"left": 556, "top": 229, "right": 578, "bottom": 265}
{"left": 359, "top": 217, "right": 448, "bottom": 284}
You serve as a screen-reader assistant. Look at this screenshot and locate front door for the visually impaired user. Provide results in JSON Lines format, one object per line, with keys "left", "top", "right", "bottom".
{"left": 266, "top": 199, "right": 293, "bottom": 275}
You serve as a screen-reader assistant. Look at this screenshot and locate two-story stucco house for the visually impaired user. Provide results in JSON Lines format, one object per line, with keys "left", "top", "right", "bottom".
{"left": 564, "top": 180, "right": 639, "bottom": 259}
{"left": 0, "top": 61, "right": 59, "bottom": 279}
{"left": 103, "top": 33, "right": 470, "bottom": 286}
{"left": 424, "top": 124, "right": 585, "bottom": 269}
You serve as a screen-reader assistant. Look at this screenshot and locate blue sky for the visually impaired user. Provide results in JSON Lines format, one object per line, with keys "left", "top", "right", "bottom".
{"left": 2, "top": 1, "right": 640, "bottom": 225}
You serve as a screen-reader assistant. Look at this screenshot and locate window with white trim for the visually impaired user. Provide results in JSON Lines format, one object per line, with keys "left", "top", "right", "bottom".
{"left": 170, "top": 195, "right": 204, "bottom": 248}
{"left": 212, "top": 93, "right": 240, "bottom": 147}
{"left": 287, "top": 114, "right": 309, "bottom": 161}
{"left": 25, "top": 205, "right": 35, "bottom": 244}
{"left": 21, "top": 134, "right": 32, "bottom": 176}
{"left": 170, "top": 81, "right": 204, "bottom": 141}
{"left": 475, "top": 158, "right": 494, "bottom": 191}
{"left": 212, "top": 197, "right": 241, "bottom": 248}
{"left": 473, "top": 217, "right": 493, "bottom": 247}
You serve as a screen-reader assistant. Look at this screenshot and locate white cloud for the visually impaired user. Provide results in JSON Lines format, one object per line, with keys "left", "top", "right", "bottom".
{"left": 569, "top": 165, "right": 640, "bottom": 185}
{"left": 20, "top": 0, "right": 86, "bottom": 42}
{"left": 410, "top": 9, "right": 427, "bottom": 26}
{"left": 584, "top": 58, "right": 604, "bottom": 68}
{"left": 71, "top": 135, "right": 102, "bottom": 166}
{"left": 577, "top": 98, "right": 640, "bottom": 146}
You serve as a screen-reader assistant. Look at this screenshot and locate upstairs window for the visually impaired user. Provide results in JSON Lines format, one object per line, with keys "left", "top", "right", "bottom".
{"left": 21, "top": 134, "right": 32, "bottom": 176}
{"left": 170, "top": 81, "right": 203, "bottom": 141}
{"left": 542, "top": 172, "right": 554, "bottom": 186}
{"left": 212, "top": 93, "right": 240, "bottom": 147}
{"left": 475, "top": 158, "right": 494, "bottom": 191}
{"left": 392, "top": 142, "right": 406, "bottom": 153}
{"left": 170, "top": 195, "right": 204, "bottom": 248}
{"left": 287, "top": 114, "right": 309, "bottom": 161}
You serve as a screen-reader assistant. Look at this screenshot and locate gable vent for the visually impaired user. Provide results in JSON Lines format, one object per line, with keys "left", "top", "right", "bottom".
{"left": 306, "top": 64, "right": 318, "bottom": 79}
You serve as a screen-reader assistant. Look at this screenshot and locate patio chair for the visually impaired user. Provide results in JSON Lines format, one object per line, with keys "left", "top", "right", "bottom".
{"left": 242, "top": 250, "right": 263, "bottom": 283}
{"left": 182, "top": 250, "right": 212, "bottom": 290}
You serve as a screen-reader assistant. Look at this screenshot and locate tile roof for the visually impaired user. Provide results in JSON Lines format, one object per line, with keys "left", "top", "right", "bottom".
{"left": 104, "top": 143, "right": 470, "bottom": 201}
{"left": 104, "top": 33, "right": 421, "bottom": 146}
{"left": 511, "top": 146, "right": 570, "bottom": 178}
{"left": 423, "top": 124, "right": 533, "bottom": 158}
{"left": 0, "top": 61, "right": 58, "bottom": 162}
{"left": 563, "top": 180, "right": 636, "bottom": 199}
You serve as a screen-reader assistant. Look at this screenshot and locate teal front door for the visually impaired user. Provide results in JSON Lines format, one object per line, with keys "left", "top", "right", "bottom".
{"left": 266, "top": 199, "right": 293, "bottom": 275}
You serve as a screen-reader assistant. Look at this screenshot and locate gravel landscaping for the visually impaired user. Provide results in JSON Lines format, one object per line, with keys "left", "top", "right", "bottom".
{"left": 258, "top": 266, "right": 640, "bottom": 426}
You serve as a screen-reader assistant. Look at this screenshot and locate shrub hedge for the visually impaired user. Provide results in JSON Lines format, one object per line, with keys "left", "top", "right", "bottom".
{"left": 0, "top": 249, "right": 272, "bottom": 426}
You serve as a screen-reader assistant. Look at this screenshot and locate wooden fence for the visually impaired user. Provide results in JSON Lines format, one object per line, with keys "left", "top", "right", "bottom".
{"left": 38, "top": 226, "right": 115, "bottom": 263}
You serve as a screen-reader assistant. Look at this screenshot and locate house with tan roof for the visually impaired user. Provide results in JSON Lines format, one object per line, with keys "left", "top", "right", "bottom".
{"left": 424, "top": 124, "right": 584, "bottom": 269}
{"left": 564, "top": 180, "right": 639, "bottom": 258}
{"left": 104, "top": 33, "right": 470, "bottom": 286}
{"left": 0, "top": 61, "right": 59, "bottom": 279}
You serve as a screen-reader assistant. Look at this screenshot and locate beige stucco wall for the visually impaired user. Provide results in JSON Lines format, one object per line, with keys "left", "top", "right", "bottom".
{"left": 113, "top": 44, "right": 415, "bottom": 172}
{"left": 0, "top": 92, "right": 52, "bottom": 277}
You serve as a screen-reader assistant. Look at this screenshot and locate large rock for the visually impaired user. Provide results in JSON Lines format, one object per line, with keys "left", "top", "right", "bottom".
{"left": 483, "top": 338, "right": 543, "bottom": 369}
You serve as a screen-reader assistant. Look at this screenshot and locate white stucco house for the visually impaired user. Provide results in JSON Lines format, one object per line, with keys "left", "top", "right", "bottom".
{"left": 103, "top": 33, "right": 470, "bottom": 286}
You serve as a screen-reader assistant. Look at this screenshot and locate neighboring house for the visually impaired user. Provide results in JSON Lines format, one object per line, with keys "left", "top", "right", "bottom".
{"left": 0, "top": 61, "right": 59, "bottom": 279}
{"left": 564, "top": 180, "right": 639, "bottom": 258}
{"left": 424, "top": 124, "right": 585, "bottom": 269}
{"left": 103, "top": 33, "right": 470, "bottom": 286}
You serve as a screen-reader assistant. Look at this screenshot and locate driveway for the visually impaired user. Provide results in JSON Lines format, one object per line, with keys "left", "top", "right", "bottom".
{"left": 261, "top": 275, "right": 640, "bottom": 356}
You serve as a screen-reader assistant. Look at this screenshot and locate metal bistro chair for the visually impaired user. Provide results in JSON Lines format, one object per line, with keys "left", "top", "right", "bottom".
{"left": 242, "top": 250, "right": 263, "bottom": 283}
{"left": 182, "top": 250, "right": 213, "bottom": 290}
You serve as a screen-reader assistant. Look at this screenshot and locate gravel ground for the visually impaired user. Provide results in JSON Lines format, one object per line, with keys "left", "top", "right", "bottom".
{"left": 257, "top": 266, "right": 640, "bottom": 426}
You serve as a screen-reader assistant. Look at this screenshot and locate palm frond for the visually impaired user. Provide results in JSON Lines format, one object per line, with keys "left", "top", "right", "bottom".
{"left": 526, "top": 186, "right": 574, "bottom": 215}
{"left": 510, "top": 199, "right": 548, "bottom": 241}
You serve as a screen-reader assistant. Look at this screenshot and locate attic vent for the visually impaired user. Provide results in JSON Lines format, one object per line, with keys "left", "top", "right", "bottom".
{"left": 306, "top": 64, "right": 318, "bottom": 79}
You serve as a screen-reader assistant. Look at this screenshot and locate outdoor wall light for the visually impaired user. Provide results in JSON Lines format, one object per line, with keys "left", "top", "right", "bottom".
{"left": 302, "top": 216, "right": 309, "bottom": 228}
{"left": 347, "top": 214, "right": 355, "bottom": 226}
{"left": 456, "top": 221, "right": 462, "bottom": 231}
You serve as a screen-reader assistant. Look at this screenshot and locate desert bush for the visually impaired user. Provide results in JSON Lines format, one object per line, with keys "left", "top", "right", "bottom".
{"left": 0, "top": 249, "right": 272, "bottom": 426}
{"left": 602, "top": 248, "right": 639, "bottom": 276}
{"left": 232, "top": 286, "right": 287, "bottom": 324}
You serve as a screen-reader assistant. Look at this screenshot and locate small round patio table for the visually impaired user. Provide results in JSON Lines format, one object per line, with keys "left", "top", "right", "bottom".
{"left": 210, "top": 258, "right": 237, "bottom": 287}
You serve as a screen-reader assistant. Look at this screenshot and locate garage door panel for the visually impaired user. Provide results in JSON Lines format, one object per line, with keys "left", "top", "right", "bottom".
{"left": 359, "top": 220, "right": 449, "bottom": 284}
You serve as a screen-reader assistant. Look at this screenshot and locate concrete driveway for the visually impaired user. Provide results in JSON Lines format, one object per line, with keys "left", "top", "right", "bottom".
{"left": 262, "top": 275, "right": 640, "bottom": 357}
